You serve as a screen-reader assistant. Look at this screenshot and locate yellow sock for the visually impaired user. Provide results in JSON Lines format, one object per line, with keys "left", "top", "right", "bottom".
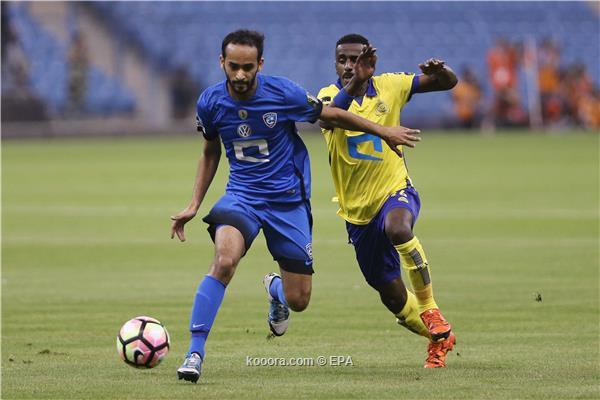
{"left": 395, "top": 289, "right": 430, "bottom": 339}
{"left": 394, "top": 236, "right": 438, "bottom": 314}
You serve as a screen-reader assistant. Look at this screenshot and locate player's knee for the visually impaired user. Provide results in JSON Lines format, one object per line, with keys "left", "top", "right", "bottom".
{"left": 385, "top": 223, "right": 413, "bottom": 245}
{"left": 286, "top": 290, "right": 311, "bottom": 312}
{"left": 384, "top": 210, "right": 414, "bottom": 245}
{"left": 210, "top": 255, "right": 238, "bottom": 282}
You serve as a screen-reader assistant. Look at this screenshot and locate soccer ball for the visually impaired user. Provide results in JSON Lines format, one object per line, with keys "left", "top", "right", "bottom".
{"left": 117, "top": 316, "right": 170, "bottom": 368}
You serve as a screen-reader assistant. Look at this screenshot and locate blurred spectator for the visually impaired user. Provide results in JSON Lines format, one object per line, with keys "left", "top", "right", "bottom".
{"left": 577, "top": 86, "right": 600, "bottom": 130}
{"left": 1, "top": 25, "right": 31, "bottom": 97}
{"left": 562, "top": 63, "right": 593, "bottom": 125}
{"left": 488, "top": 39, "right": 519, "bottom": 92}
{"left": 451, "top": 66, "right": 483, "bottom": 128}
{"left": 67, "top": 31, "right": 89, "bottom": 115}
{"left": 537, "top": 38, "right": 564, "bottom": 126}
{"left": 170, "top": 66, "right": 200, "bottom": 119}
{"left": 2, "top": 2, "right": 10, "bottom": 61}
{"left": 487, "top": 39, "right": 527, "bottom": 127}
{"left": 1, "top": 19, "right": 47, "bottom": 121}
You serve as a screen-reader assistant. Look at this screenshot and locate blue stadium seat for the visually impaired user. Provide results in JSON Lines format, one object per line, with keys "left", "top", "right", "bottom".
{"left": 14, "top": 1, "right": 600, "bottom": 123}
{"left": 8, "top": 3, "right": 135, "bottom": 115}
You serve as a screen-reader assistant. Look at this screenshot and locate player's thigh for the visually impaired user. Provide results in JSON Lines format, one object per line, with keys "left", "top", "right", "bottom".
{"left": 212, "top": 225, "right": 246, "bottom": 267}
{"left": 346, "top": 214, "right": 401, "bottom": 289}
{"left": 261, "top": 201, "right": 314, "bottom": 275}
{"left": 383, "top": 188, "right": 421, "bottom": 229}
{"left": 203, "top": 193, "right": 262, "bottom": 254}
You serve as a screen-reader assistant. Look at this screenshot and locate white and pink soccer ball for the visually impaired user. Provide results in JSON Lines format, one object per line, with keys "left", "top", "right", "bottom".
{"left": 117, "top": 316, "right": 170, "bottom": 368}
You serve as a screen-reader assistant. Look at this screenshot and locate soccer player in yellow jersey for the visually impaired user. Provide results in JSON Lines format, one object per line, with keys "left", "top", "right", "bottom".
{"left": 318, "top": 34, "right": 458, "bottom": 368}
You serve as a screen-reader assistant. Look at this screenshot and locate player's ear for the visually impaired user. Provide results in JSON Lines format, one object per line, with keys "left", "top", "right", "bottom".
{"left": 219, "top": 55, "right": 225, "bottom": 70}
{"left": 257, "top": 58, "right": 264, "bottom": 72}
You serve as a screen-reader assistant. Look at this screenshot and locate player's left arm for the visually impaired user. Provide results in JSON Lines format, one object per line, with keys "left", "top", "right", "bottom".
{"left": 414, "top": 58, "right": 458, "bottom": 93}
{"left": 319, "top": 106, "right": 421, "bottom": 155}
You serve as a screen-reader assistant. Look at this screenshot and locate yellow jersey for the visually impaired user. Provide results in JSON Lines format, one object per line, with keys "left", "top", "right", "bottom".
{"left": 317, "top": 73, "right": 415, "bottom": 225}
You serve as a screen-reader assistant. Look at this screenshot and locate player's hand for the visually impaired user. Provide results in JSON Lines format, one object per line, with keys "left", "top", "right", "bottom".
{"left": 381, "top": 126, "right": 422, "bottom": 156}
{"left": 419, "top": 58, "right": 446, "bottom": 75}
{"left": 170, "top": 207, "right": 198, "bottom": 242}
{"left": 353, "top": 44, "right": 378, "bottom": 82}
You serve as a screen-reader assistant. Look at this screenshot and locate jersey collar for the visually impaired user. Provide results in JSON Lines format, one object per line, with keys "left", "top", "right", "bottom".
{"left": 335, "top": 78, "right": 377, "bottom": 97}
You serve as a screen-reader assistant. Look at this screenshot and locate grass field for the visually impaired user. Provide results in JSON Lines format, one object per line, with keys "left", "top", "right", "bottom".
{"left": 2, "top": 131, "right": 598, "bottom": 399}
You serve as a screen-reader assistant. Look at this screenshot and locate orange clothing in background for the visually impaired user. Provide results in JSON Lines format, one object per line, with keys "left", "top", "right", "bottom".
{"left": 452, "top": 81, "right": 481, "bottom": 122}
{"left": 538, "top": 66, "right": 559, "bottom": 95}
{"left": 487, "top": 46, "right": 518, "bottom": 90}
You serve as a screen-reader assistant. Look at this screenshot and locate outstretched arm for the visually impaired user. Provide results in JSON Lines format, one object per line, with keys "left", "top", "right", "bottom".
{"left": 320, "top": 44, "right": 377, "bottom": 130}
{"left": 319, "top": 106, "right": 421, "bottom": 156}
{"left": 342, "top": 44, "right": 378, "bottom": 97}
{"left": 170, "top": 138, "right": 222, "bottom": 241}
{"left": 415, "top": 58, "right": 458, "bottom": 93}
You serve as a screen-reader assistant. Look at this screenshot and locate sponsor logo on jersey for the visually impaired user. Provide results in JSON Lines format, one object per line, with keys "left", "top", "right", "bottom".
{"left": 238, "top": 109, "right": 248, "bottom": 120}
{"left": 237, "top": 123, "right": 252, "bottom": 137}
{"left": 262, "top": 112, "right": 277, "bottom": 128}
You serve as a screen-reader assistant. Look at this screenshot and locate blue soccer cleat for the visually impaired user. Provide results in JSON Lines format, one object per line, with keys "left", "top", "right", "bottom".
{"left": 263, "top": 272, "right": 290, "bottom": 336}
{"left": 177, "top": 352, "right": 202, "bottom": 383}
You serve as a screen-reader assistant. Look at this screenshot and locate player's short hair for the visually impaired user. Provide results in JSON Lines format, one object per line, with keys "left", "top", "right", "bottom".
{"left": 336, "top": 33, "right": 370, "bottom": 48}
{"left": 222, "top": 29, "right": 265, "bottom": 60}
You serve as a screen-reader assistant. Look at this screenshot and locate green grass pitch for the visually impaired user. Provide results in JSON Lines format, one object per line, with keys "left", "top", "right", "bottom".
{"left": 2, "top": 131, "right": 598, "bottom": 399}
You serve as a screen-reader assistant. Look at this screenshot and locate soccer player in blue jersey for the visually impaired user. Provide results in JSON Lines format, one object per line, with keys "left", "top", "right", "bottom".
{"left": 318, "top": 34, "right": 458, "bottom": 368}
{"left": 170, "top": 30, "right": 422, "bottom": 383}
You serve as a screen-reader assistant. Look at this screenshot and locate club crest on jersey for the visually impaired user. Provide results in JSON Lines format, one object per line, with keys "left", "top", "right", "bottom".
{"left": 376, "top": 100, "right": 390, "bottom": 115}
{"left": 238, "top": 109, "right": 248, "bottom": 120}
{"left": 262, "top": 112, "right": 277, "bottom": 128}
{"left": 237, "top": 123, "right": 252, "bottom": 137}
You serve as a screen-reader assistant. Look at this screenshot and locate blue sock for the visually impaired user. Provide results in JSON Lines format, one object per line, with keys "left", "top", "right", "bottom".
{"left": 188, "top": 275, "right": 226, "bottom": 359}
{"left": 268, "top": 276, "right": 288, "bottom": 307}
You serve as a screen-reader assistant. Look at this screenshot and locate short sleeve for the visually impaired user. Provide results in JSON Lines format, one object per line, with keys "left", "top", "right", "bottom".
{"left": 196, "top": 92, "right": 218, "bottom": 140}
{"left": 317, "top": 85, "right": 340, "bottom": 134}
{"left": 381, "top": 72, "right": 416, "bottom": 108}
{"left": 283, "top": 79, "right": 323, "bottom": 123}
{"left": 317, "top": 85, "right": 339, "bottom": 107}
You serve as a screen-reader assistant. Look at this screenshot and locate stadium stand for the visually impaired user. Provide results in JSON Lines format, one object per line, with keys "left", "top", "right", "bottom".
{"left": 88, "top": 1, "right": 599, "bottom": 126}
{"left": 7, "top": 2, "right": 135, "bottom": 116}
{"left": 3, "top": 2, "right": 598, "bottom": 127}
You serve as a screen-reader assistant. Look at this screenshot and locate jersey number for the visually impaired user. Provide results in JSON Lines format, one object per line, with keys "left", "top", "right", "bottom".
{"left": 347, "top": 133, "right": 383, "bottom": 161}
{"left": 233, "top": 139, "right": 270, "bottom": 163}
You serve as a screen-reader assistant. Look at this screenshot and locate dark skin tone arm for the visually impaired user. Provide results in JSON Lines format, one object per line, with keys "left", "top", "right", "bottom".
{"left": 334, "top": 45, "right": 458, "bottom": 97}
{"left": 415, "top": 57, "right": 458, "bottom": 93}
{"left": 321, "top": 45, "right": 458, "bottom": 128}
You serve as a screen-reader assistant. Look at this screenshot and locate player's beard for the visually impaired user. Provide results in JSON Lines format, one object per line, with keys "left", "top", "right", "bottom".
{"left": 227, "top": 74, "right": 257, "bottom": 96}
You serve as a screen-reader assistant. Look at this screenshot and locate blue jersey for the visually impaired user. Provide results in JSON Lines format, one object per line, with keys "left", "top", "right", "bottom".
{"left": 196, "top": 74, "right": 322, "bottom": 203}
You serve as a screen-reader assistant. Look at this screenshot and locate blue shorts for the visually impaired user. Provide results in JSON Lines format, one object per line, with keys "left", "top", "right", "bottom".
{"left": 203, "top": 193, "right": 314, "bottom": 274}
{"left": 346, "top": 187, "right": 421, "bottom": 288}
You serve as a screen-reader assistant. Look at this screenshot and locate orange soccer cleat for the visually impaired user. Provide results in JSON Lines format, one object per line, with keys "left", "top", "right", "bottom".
{"left": 420, "top": 308, "right": 452, "bottom": 342}
{"left": 424, "top": 332, "right": 456, "bottom": 368}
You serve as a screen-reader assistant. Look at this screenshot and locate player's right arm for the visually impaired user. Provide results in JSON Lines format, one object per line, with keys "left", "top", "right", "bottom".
{"left": 319, "top": 45, "right": 376, "bottom": 130}
{"left": 171, "top": 92, "right": 221, "bottom": 242}
{"left": 170, "top": 137, "right": 221, "bottom": 242}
